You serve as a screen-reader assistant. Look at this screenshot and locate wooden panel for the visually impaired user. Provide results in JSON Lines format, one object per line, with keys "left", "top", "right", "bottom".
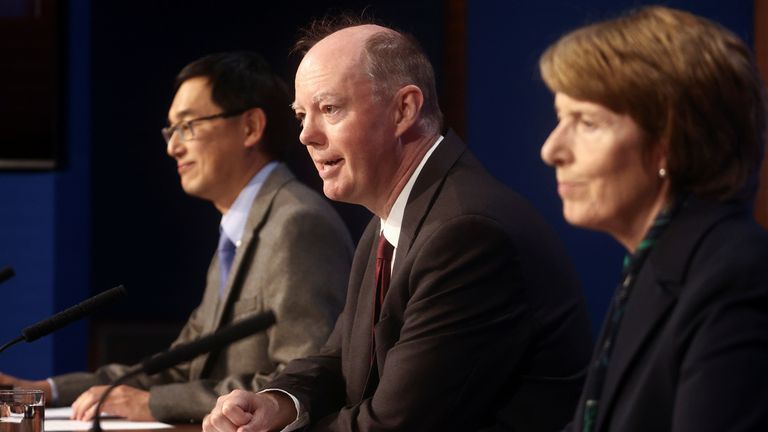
{"left": 756, "top": 0, "right": 768, "bottom": 228}
{"left": 443, "top": 0, "right": 466, "bottom": 138}
{"left": 0, "top": 0, "right": 60, "bottom": 169}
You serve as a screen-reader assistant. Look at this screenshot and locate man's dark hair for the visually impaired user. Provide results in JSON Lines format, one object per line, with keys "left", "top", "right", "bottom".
{"left": 175, "top": 51, "right": 295, "bottom": 160}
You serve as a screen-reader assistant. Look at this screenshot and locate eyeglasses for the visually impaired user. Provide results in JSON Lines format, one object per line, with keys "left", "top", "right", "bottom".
{"left": 161, "top": 109, "right": 248, "bottom": 144}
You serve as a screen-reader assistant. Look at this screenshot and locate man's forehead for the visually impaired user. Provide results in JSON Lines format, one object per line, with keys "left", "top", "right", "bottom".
{"left": 303, "top": 24, "right": 391, "bottom": 65}
{"left": 295, "top": 55, "right": 367, "bottom": 106}
{"left": 168, "top": 77, "right": 214, "bottom": 120}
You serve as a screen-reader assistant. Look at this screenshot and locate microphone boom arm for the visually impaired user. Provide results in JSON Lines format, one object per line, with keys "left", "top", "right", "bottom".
{"left": 90, "top": 310, "right": 276, "bottom": 432}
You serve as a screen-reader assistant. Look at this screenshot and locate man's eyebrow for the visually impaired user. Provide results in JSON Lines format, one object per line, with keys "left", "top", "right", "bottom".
{"left": 167, "top": 109, "right": 196, "bottom": 124}
{"left": 313, "top": 93, "right": 334, "bottom": 104}
{"left": 291, "top": 93, "right": 339, "bottom": 112}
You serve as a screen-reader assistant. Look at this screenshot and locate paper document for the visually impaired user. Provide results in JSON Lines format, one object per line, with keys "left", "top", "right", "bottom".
{"left": 45, "top": 407, "right": 173, "bottom": 431}
{"left": 45, "top": 407, "right": 79, "bottom": 420}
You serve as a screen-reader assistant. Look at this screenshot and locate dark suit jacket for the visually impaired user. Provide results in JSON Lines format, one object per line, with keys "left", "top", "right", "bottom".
{"left": 567, "top": 197, "right": 768, "bottom": 432}
{"left": 269, "top": 131, "right": 592, "bottom": 431}
{"left": 53, "top": 164, "right": 354, "bottom": 422}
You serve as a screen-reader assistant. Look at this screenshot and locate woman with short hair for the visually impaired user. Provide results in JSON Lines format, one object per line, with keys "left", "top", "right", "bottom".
{"left": 539, "top": 6, "right": 768, "bottom": 432}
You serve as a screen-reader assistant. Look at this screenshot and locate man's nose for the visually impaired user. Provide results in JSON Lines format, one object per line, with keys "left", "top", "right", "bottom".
{"left": 299, "top": 114, "right": 321, "bottom": 148}
{"left": 166, "top": 132, "right": 183, "bottom": 158}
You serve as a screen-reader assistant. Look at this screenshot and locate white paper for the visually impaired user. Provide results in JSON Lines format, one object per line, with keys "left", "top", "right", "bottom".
{"left": 46, "top": 406, "right": 123, "bottom": 420}
{"left": 45, "top": 407, "right": 76, "bottom": 420}
{"left": 45, "top": 419, "right": 173, "bottom": 431}
{"left": 44, "top": 407, "right": 173, "bottom": 431}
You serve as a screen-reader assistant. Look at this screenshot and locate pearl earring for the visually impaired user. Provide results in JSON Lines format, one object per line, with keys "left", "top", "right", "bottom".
{"left": 658, "top": 168, "right": 667, "bottom": 178}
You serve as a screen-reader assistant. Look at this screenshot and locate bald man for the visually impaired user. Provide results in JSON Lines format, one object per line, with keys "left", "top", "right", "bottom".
{"left": 202, "top": 20, "right": 591, "bottom": 432}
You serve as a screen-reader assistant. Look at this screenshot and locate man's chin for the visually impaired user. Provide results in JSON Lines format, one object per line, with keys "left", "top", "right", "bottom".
{"left": 180, "top": 181, "right": 205, "bottom": 199}
{"left": 322, "top": 183, "right": 350, "bottom": 203}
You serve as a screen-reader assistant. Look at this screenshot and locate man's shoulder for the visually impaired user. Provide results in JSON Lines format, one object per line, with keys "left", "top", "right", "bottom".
{"left": 270, "top": 177, "right": 337, "bottom": 217}
{"left": 257, "top": 175, "right": 351, "bottom": 246}
{"left": 436, "top": 156, "right": 541, "bottom": 226}
{"left": 250, "top": 164, "right": 333, "bottom": 216}
{"left": 412, "top": 154, "right": 571, "bottom": 268}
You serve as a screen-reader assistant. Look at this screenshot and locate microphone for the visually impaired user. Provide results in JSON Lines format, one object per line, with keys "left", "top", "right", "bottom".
{"left": 0, "top": 285, "right": 127, "bottom": 354}
{"left": 0, "top": 266, "right": 14, "bottom": 285}
{"left": 141, "top": 310, "right": 276, "bottom": 374}
{"left": 91, "top": 310, "right": 276, "bottom": 432}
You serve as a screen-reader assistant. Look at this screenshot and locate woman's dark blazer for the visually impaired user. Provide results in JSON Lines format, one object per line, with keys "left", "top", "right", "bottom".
{"left": 568, "top": 196, "right": 768, "bottom": 432}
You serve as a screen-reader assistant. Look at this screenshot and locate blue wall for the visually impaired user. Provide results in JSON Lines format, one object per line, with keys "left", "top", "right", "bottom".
{"left": 0, "top": 0, "right": 756, "bottom": 376}
{"left": 0, "top": 0, "right": 90, "bottom": 377}
{"left": 467, "top": 0, "right": 753, "bottom": 331}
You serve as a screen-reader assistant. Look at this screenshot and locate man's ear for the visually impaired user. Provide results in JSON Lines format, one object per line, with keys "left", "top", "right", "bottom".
{"left": 393, "top": 85, "right": 424, "bottom": 136}
{"left": 243, "top": 108, "right": 267, "bottom": 149}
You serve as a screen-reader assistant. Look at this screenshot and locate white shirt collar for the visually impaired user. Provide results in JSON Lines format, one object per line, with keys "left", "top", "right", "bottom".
{"left": 380, "top": 135, "right": 443, "bottom": 248}
{"left": 220, "top": 161, "right": 278, "bottom": 247}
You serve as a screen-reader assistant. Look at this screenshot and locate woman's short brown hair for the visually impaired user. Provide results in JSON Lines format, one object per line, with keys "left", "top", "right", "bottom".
{"left": 539, "top": 6, "right": 767, "bottom": 201}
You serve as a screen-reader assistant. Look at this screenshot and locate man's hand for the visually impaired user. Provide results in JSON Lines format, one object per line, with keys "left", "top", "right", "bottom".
{"left": 203, "top": 390, "right": 296, "bottom": 432}
{"left": 0, "top": 372, "right": 52, "bottom": 403}
{"left": 70, "top": 385, "right": 155, "bottom": 421}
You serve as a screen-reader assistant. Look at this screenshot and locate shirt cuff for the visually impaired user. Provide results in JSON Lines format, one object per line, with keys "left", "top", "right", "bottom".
{"left": 258, "top": 389, "right": 308, "bottom": 432}
{"left": 46, "top": 377, "right": 58, "bottom": 404}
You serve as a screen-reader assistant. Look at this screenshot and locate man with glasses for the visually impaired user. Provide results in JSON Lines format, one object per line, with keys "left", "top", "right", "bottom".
{"left": 0, "top": 51, "right": 354, "bottom": 423}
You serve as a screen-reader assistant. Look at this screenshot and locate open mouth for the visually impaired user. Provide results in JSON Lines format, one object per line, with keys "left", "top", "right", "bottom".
{"left": 317, "top": 158, "right": 344, "bottom": 178}
{"left": 322, "top": 158, "right": 343, "bottom": 167}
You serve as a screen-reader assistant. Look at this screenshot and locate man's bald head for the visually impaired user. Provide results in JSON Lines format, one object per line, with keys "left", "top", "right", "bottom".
{"left": 295, "top": 17, "right": 443, "bottom": 133}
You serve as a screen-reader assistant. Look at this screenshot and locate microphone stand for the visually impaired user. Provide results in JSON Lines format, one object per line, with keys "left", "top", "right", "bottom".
{"left": 89, "top": 310, "right": 276, "bottom": 432}
{"left": 0, "top": 336, "right": 24, "bottom": 354}
{"left": 90, "top": 365, "right": 142, "bottom": 432}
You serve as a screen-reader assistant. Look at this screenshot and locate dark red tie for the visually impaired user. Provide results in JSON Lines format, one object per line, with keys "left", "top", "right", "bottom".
{"left": 374, "top": 232, "right": 395, "bottom": 321}
{"left": 369, "top": 233, "right": 394, "bottom": 373}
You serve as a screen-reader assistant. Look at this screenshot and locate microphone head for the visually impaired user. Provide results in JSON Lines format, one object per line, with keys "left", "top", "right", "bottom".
{"left": 21, "top": 285, "right": 127, "bottom": 342}
{"left": 0, "top": 266, "right": 15, "bottom": 284}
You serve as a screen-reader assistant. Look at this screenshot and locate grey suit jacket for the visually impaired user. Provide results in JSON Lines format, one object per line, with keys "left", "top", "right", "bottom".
{"left": 53, "top": 163, "right": 354, "bottom": 422}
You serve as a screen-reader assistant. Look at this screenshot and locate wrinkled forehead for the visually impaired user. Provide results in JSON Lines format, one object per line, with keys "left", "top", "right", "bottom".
{"left": 295, "top": 41, "right": 364, "bottom": 97}
{"left": 297, "top": 45, "right": 361, "bottom": 80}
{"left": 293, "top": 25, "right": 395, "bottom": 107}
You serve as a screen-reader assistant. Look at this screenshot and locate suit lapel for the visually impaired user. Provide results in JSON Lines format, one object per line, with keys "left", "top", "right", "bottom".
{"left": 354, "top": 132, "right": 466, "bottom": 395}
{"left": 595, "top": 271, "right": 677, "bottom": 429}
{"left": 191, "top": 164, "right": 294, "bottom": 378}
{"left": 211, "top": 163, "right": 294, "bottom": 330}
{"left": 349, "top": 220, "right": 380, "bottom": 402}
{"left": 595, "top": 197, "right": 744, "bottom": 430}
{"left": 397, "top": 130, "right": 466, "bottom": 265}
